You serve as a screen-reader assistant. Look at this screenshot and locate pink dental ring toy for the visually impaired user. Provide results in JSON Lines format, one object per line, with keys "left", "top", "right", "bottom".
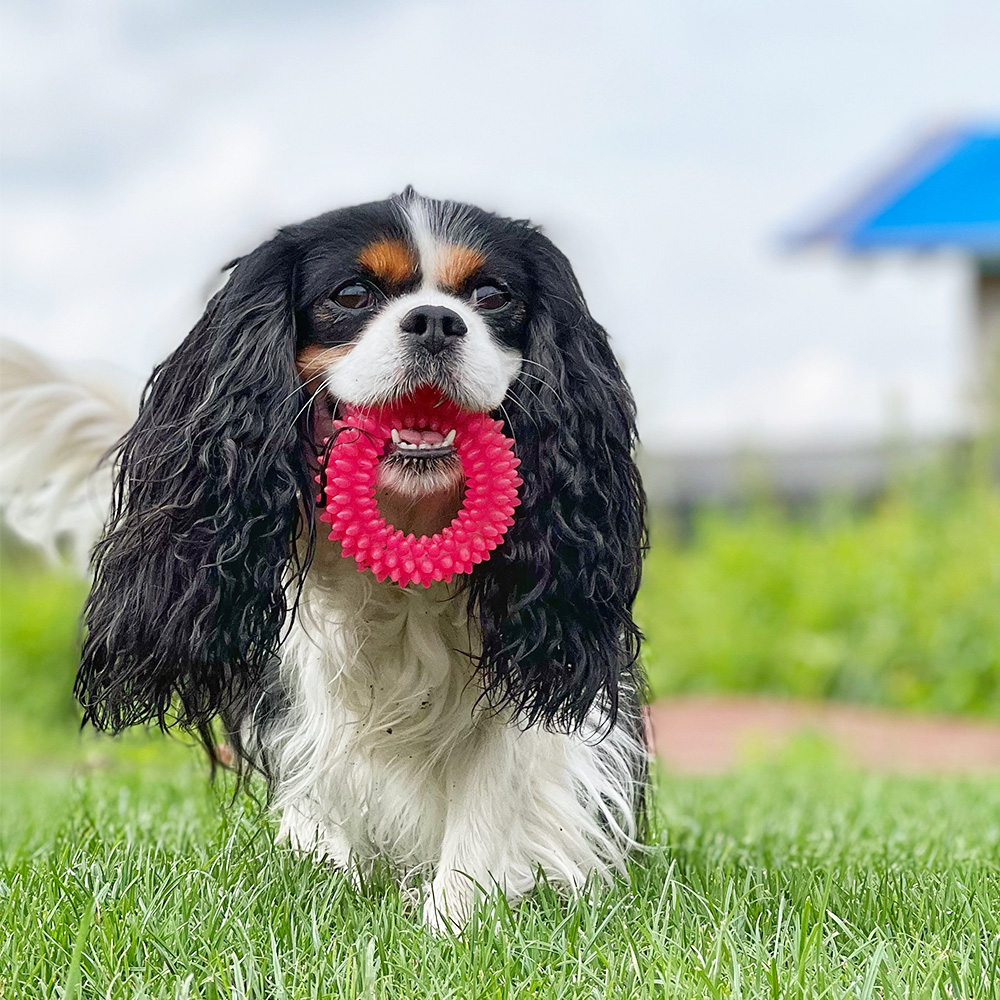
{"left": 318, "top": 387, "right": 521, "bottom": 588}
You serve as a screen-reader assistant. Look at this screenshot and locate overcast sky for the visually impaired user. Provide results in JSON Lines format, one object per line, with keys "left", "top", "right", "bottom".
{"left": 2, "top": 0, "right": 998, "bottom": 449}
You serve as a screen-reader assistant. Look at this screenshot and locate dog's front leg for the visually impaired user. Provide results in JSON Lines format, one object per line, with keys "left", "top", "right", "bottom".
{"left": 423, "top": 726, "right": 593, "bottom": 933}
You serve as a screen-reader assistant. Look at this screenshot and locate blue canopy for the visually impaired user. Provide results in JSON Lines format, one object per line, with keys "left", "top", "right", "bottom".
{"left": 788, "top": 126, "right": 1000, "bottom": 255}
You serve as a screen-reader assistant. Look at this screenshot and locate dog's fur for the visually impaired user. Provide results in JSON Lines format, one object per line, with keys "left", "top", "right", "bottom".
{"left": 1, "top": 189, "right": 647, "bottom": 930}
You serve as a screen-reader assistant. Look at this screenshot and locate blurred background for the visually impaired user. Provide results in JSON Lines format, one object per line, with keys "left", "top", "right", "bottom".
{"left": 2, "top": 0, "right": 999, "bottom": 770}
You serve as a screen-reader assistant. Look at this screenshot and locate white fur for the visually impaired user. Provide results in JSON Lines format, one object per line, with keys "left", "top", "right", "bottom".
{"left": 326, "top": 286, "right": 521, "bottom": 412}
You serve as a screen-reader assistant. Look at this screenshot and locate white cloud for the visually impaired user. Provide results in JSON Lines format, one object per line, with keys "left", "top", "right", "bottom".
{"left": 2, "top": 0, "right": 998, "bottom": 445}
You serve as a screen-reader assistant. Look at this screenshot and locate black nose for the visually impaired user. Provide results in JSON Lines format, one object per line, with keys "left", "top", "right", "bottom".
{"left": 400, "top": 305, "right": 467, "bottom": 355}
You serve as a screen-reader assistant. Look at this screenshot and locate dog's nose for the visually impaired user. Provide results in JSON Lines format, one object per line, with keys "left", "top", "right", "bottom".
{"left": 400, "top": 305, "right": 467, "bottom": 355}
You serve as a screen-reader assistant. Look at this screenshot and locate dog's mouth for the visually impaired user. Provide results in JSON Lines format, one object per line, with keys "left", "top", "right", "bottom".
{"left": 385, "top": 425, "right": 457, "bottom": 462}
{"left": 318, "top": 400, "right": 462, "bottom": 476}
{"left": 376, "top": 423, "right": 465, "bottom": 536}
{"left": 318, "top": 387, "right": 521, "bottom": 586}
{"left": 314, "top": 395, "right": 466, "bottom": 536}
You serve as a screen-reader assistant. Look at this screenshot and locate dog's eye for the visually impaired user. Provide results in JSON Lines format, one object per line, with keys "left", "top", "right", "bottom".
{"left": 471, "top": 285, "right": 510, "bottom": 311}
{"left": 333, "top": 283, "right": 376, "bottom": 310}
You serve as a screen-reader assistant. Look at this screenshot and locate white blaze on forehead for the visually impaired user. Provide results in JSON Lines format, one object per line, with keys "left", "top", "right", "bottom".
{"left": 403, "top": 196, "right": 442, "bottom": 286}
{"left": 402, "top": 196, "right": 485, "bottom": 291}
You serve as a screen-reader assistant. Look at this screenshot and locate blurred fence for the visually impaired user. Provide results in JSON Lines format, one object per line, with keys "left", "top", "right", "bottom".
{"left": 639, "top": 434, "right": 1000, "bottom": 512}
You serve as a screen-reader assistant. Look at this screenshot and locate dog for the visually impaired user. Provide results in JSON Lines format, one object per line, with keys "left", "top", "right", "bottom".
{"left": 1, "top": 188, "right": 648, "bottom": 930}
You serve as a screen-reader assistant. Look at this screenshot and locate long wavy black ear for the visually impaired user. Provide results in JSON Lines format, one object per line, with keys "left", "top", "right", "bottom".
{"left": 470, "top": 231, "right": 647, "bottom": 732}
{"left": 75, "top": 232, "right": 311, "bottom": 739}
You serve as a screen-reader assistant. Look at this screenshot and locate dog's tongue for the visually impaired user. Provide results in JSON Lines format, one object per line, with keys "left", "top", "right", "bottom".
{"left": 397, "top": 427, "right": 446, "bottom": 446}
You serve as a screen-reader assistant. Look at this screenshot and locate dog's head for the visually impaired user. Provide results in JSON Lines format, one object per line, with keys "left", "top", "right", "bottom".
{"left": 77, "top": 189, "right": 646, "bottom": 737}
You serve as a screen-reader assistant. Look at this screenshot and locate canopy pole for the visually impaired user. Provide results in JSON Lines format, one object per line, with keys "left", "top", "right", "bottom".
{"left": 974, "top": 260, "right": 1000, "bottom": 430}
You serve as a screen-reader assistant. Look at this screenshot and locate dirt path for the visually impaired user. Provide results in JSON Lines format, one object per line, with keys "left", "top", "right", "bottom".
{"left": 646, "top": 696, "right": 1000, "bottom": 774}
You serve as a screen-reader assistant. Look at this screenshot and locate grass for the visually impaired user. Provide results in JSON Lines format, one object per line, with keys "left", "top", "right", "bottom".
{"left": 3, "top": 751, "right": 999, "bottom": 999}
{"left": 2, "top": 470, "right": 999, "bottom": 997}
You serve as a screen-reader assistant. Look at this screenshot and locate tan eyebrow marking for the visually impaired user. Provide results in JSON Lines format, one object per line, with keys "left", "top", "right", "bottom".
{"left": 296, "top": 344, "right": 353, "bottom": 383}
{"left": 437, "top": 244, "right": 486, "bottom": 289}
{"left": 358, "top": 239, "right": 417, "bottom": 285}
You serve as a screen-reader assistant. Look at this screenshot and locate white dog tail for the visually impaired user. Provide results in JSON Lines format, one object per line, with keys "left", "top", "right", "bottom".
{"left": 0, "top": 339, "right": 139, "bottom": 573}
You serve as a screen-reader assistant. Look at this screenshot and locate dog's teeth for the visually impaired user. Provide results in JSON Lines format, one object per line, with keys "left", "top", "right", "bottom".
{"left": 443, "top": 429, "right": 456, "bottom": 447}
{"left": 391, "top": 428, "right": 401, "bottom": 444}
{"left": 417, "top": 442, "right": 431, "bottom": 450}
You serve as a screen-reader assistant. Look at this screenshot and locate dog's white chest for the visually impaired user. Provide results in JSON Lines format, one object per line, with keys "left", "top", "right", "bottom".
{"left": 264, "top": 557, "right": 643, "bottom": 922}
{"left": 270, "top": 569, "right": 487, "bottom": 866}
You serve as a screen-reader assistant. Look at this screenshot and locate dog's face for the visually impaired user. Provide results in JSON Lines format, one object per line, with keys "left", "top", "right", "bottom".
{"left": 296, "top": 197, "right": 526, "bottom": 411}
{"left": 292, "top": 194, "right": 531, "bottom": 531}
{"left": 77, "top": 190, "right": 646, "bottom": 741}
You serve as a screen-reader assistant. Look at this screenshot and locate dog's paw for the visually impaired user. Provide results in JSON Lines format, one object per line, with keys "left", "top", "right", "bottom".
{"left": 421, "top": 873, "right": 476, "bottom": 934}
{"left": 278, "top": 811, "right": 356, "bottom": 872}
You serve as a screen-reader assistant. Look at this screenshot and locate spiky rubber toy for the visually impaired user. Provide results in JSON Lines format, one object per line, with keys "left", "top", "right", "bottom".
{"left": 319, "top": 388, "right": 521, "bottom": 588}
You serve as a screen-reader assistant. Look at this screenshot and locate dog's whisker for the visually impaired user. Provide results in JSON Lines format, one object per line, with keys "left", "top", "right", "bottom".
{"left": 509, "top": 377, "right": 549, "bottom": 425}
{"left": 291, "top": 378, "right": 334, "bottom": 430}
{"left": 280, "top": 369, "right": 326, "bottom": 406}
{"left": 517, "top": 357, "right": 557, "bottom": 377}
{"left": 496, "top": 401, "right": 520, "bottom": 449}
{"left": 515, "top": 369, "right": 565, "bottom": 408}
{"left": 500, "top": 394, "right": 539, "bottom": 436}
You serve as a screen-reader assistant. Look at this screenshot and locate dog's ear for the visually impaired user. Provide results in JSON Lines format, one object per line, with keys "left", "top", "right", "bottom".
{"left": 470, "top": 232, "right": 647, "bottom": 731}
{"left": 76, "top": 233, "right": 312, "bottom": 736}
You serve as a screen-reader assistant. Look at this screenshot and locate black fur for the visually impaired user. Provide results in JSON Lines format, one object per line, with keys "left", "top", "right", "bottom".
{"left": 75, "top": 194, "right": 646, "bottom": 758}
{"left": 469, "top": 229, "right": 647, "bottom": 732}
{"left": 76, "top": 231, "right": 313, "bottom": 742}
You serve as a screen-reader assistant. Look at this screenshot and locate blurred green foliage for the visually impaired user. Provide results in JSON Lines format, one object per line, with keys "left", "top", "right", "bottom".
{"left": 637, "top": 467, "right": 1000, "bottom": 715}
{"left": 0, "top": 562, "right": 197, "bottom": 766}
{"left": 0, "top": 570, "right": 86, "bottom": 725}
{"left": 2, "top": 462, "right": 998, "bottom": 757}
{"left": 0, "top": 569, "right": 87, "bottom": 758}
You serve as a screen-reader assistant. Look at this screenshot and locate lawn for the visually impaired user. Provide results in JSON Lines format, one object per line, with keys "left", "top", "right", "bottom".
{"left": 2, "top": 469, "right": 999, "bottom": 998}
{"left": 4, "top": 750, "right": 999, "bottom": 999}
